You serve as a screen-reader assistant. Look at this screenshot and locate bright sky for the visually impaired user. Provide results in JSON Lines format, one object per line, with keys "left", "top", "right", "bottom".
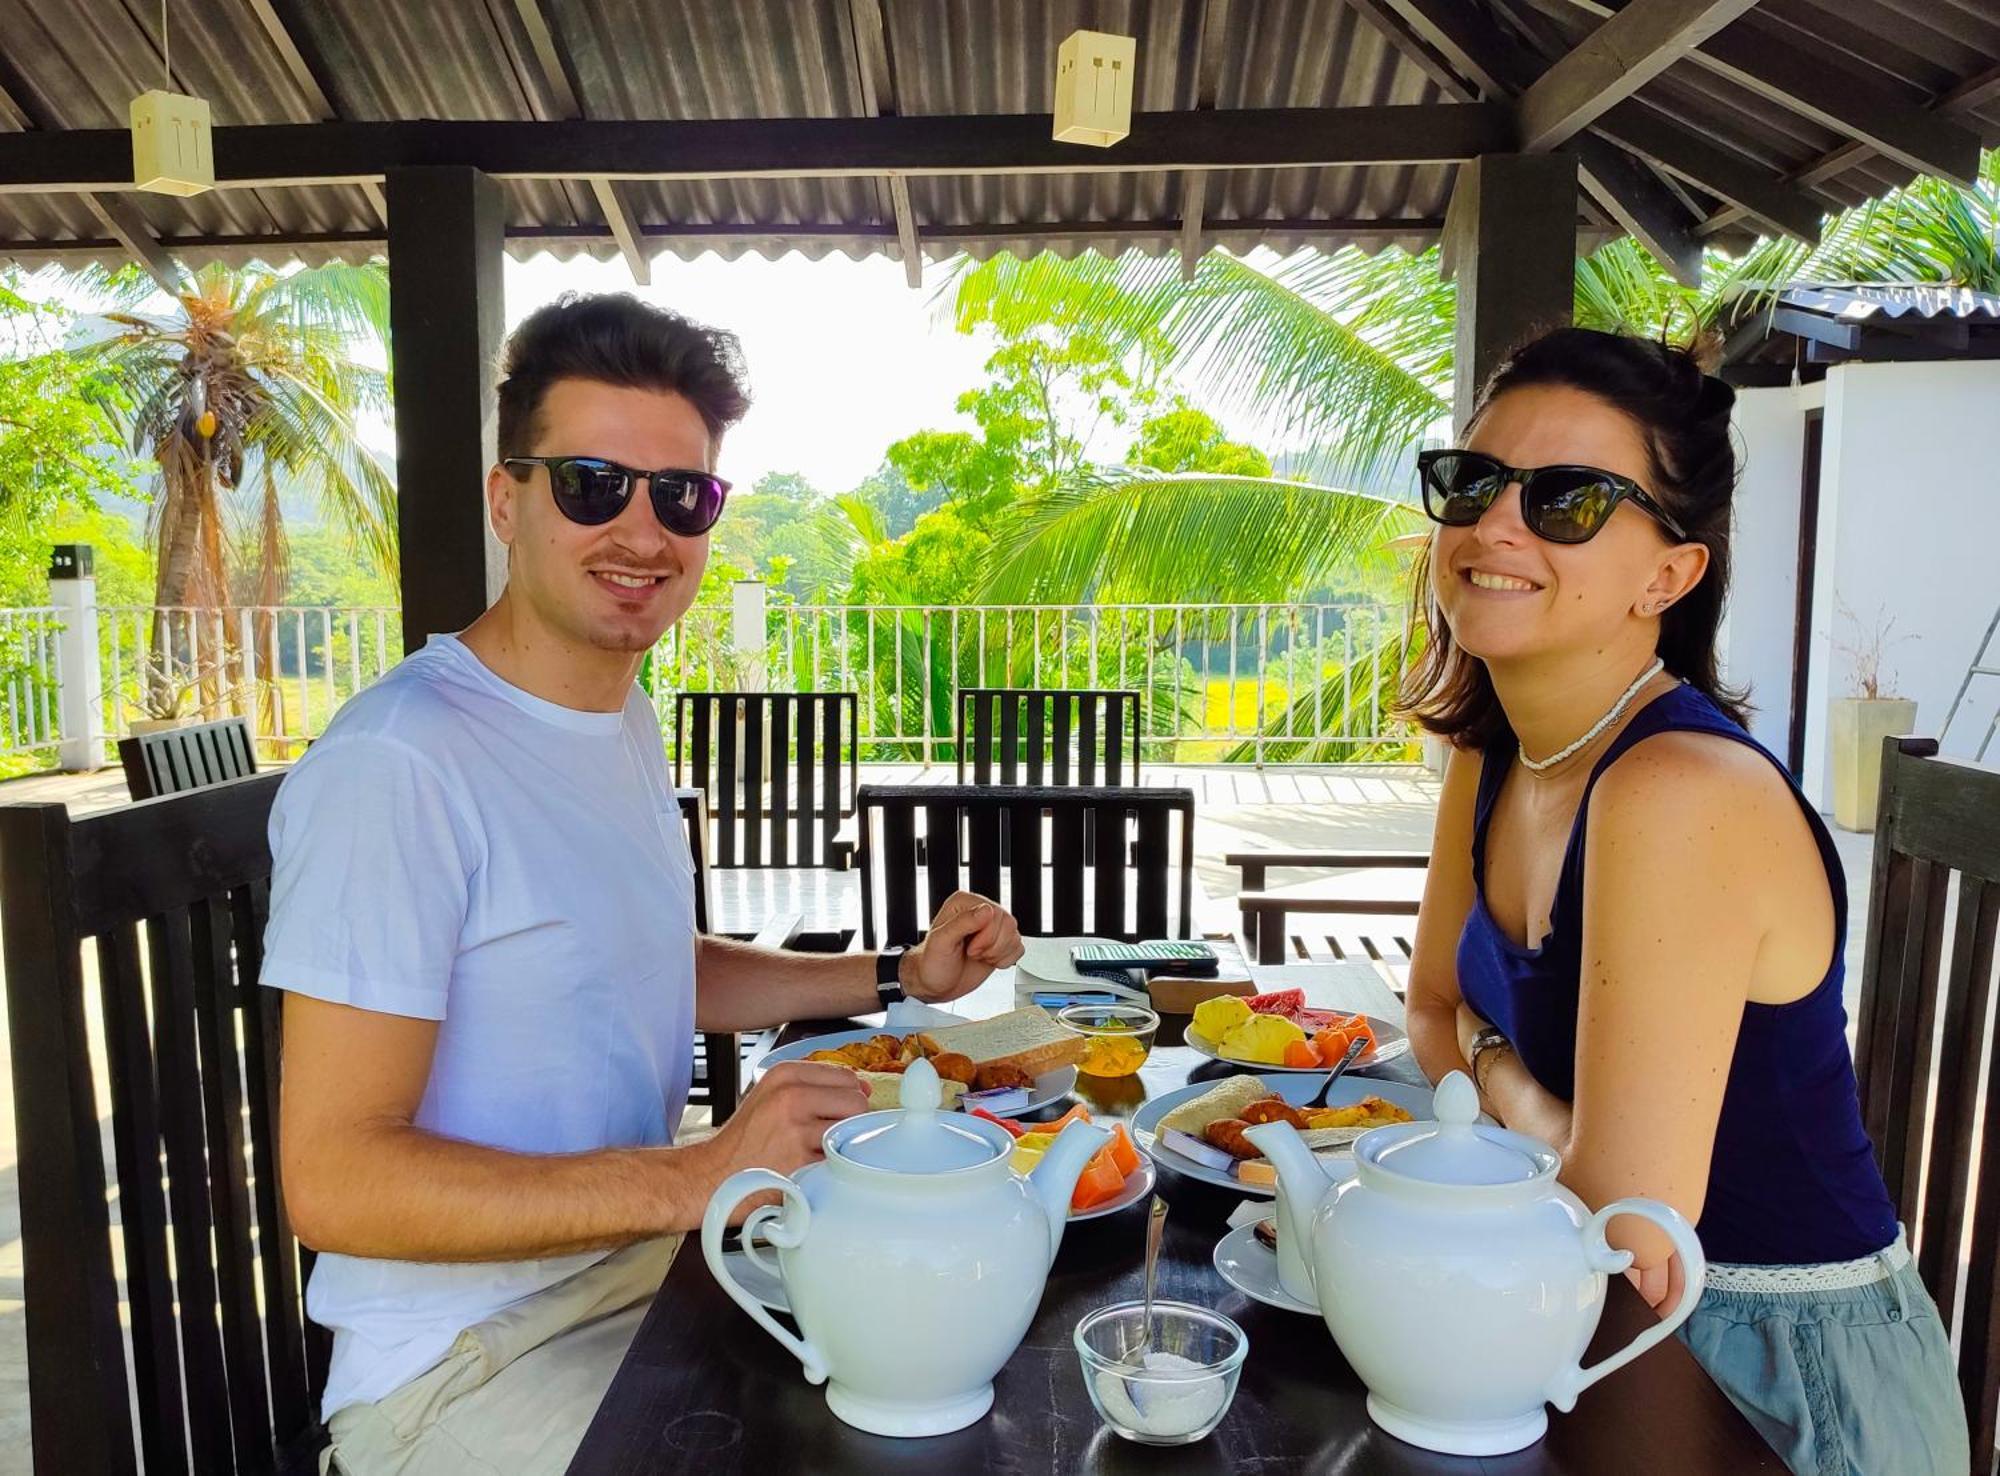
{"left": 504, "top": 250, "right": 997, "bottom": 493}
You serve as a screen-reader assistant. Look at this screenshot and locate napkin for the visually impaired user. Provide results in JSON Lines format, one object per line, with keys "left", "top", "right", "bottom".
{"left": 1227, "top": 1199, "right": 1274, "bottom": 1230}
{"left": 884, "top": 998, "right": 972, "bottom": 1030}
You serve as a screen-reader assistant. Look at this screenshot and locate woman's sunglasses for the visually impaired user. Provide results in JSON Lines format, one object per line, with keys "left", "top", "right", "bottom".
{"left": 503, "top": 456, "right": 730, "bottom": 536}
{"left": 1416, "top": 449, "right": 1688, "bottom": 544}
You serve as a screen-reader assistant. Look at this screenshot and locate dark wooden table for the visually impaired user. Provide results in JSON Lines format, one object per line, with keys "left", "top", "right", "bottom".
{"left": 572, "top": 966, "right": 1779, "bottom": 1474}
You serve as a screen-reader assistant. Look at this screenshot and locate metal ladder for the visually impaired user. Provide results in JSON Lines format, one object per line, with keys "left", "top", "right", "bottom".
{"left": 1940, "top": 602, "right": 2000, "bottom": 763}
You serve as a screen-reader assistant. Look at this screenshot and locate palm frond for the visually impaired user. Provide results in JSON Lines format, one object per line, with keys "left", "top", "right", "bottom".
{"left": 978, "top": 466, "right": 1420, "bottom": 605}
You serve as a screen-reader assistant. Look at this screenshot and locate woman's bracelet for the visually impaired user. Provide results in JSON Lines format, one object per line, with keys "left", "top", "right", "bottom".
{"left": 1468, "top": 1026, "right": 1513, "bottom": 1097}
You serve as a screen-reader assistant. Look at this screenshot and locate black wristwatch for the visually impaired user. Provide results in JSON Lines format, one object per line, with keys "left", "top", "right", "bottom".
{"left": 875, "top": 947, "right": 908, "bottom": 1007}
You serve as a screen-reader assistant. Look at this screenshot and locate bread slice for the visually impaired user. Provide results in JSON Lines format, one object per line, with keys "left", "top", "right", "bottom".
{"left": 1157, "top": 1076, "right": 1272, "bottom": 1136}
{"left": 928, "top": 1007, "right": 1086, "bottom": 1078}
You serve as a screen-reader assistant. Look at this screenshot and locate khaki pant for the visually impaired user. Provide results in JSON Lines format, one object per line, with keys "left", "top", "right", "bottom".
{"left": 324, "top": 1236, "right": 682, "bottom": 1476}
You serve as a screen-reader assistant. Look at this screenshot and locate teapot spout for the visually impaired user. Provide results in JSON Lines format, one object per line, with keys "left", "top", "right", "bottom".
{"left": 1243, "top": 1120, "right": 1339, "bottom": 1252}
{"left": 1028, "top": 1118, "right": 1113, "bottom": 1262}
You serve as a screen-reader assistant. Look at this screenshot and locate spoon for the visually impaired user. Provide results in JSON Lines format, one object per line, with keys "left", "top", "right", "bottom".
{"left": 1306, "top": 1032, "right": 1369, "bottom": 1109}
{"left": 1124, "top": 1194, "right": 1169, "bottom": 1367}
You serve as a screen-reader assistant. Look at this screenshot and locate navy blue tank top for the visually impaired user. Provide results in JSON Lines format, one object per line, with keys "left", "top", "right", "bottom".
{"left": 1457, "top": 683, "right": 1897, "bottom": 1265}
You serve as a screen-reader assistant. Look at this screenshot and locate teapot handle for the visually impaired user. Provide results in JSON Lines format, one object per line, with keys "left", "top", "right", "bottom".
{"left": 700, "top": 1168, "right": 829, "bottom": 1385}
{"left": 1544, "top": 1198, "right": 1707, "bottom": 1412}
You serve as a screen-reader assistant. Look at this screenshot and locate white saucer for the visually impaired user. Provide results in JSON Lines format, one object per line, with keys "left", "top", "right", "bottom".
{"left": 1211, "top": 1222, "right": 1319, "bottom": 1315}
{"left": 720, "top": 1248, "right": 790, "bottom": 1313}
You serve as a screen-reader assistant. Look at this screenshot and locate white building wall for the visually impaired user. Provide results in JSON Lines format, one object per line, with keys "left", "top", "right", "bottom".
{"left": 1729, "top": 359, "right": 2000, "bottom": 809}
{"left": 1724, "top": 384, "right": 1809, "bottom": 758}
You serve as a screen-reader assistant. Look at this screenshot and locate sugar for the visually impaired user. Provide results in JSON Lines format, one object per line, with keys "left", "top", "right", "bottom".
{"left": 1092, "top": 1350, "right": 1228, "bottom": 1439}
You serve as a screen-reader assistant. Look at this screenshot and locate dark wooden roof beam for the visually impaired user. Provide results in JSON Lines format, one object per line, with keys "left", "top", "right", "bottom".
{"left": 1178, "top": 0, "right": 1231, "bottom": 281}
{"left": 1592, "top": 100, "right": 1823, "bottom": 241}
{"left": 1517, "top": 0, "right": 1763, "bottom": 150}
{"left": 505, "top": 0, "right": 649, "bottom": 285}
{"left": 242, "top": 0, "right": 386, "bottom": 223}
{"left": 1550, "top": 0, "right": 1982, "bottom": 185}
{"left": 1694, "top": 60, "right": 2000, "bottom": 238}
{"left": 846, "top": 0, "right": 922, "bottom": 288}
{"left": 80, "top": 194, "right": 184, "bottom": 293}
{"left": 1374, "top": 0, "right": 1707, "bottom": 281}
{"left": 0, "top": 107, "right": 1518, "bottom": 194}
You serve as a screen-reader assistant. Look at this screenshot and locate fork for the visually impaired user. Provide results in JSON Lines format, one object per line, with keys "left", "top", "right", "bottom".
{"left": 1305, "top": 1032, "right": 1369, "bottom": 1109}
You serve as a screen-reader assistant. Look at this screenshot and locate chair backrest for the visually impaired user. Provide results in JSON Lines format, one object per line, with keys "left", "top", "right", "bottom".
{"left": 673, "top": 692, "right": 858, "bottom": 868}
{"left": 118, "top": 715, "right": 259, "bottom": 799}
{"left": 1851, "top": 736, "right": 2000, "bottom": 1456}
{"left": 855, "top": 783, "right": 1194, "bottom": 949}
{"left": 0, "top": 774, "right": 323, "bottom": 1475}
{"left": 674, "top": 788, "right": 713, "bottom": 933}
{"left": 956, "top": 688, "right": 1142, "bottom": 786}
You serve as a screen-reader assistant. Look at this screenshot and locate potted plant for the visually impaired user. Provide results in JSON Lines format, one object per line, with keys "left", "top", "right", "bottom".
{"left": 1829, "top": 605, "right": 1918, "bottom": 833}
{"left": 125, "top": 647, "right": 246, "bottom": 736}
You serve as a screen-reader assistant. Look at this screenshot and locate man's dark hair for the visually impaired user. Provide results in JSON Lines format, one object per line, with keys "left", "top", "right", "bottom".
{"left": 495, "top": 292, "right": 751, "bottom": 457}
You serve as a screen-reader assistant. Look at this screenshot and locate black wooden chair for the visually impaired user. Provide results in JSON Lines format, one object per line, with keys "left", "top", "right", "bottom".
{"left": 1851, "top": 736, "right": 2000, "bottom": 1460}
{"left": 956, "top": 687, "right": 1141, "bottom": 786}
{"left": 674, "top": 691, "right": 858, "bottom": 868}
{"left": 117, "top": 714, "right": 258, "bottom": 799}
{"left": 1224, "top": 849, "right": 1429, "bottom": 980}
{"left": 855, "top": 783, "right": 1195, "bottom": 949}
{"left": 0, "top": 774, "right": 328, "bottom": 1474}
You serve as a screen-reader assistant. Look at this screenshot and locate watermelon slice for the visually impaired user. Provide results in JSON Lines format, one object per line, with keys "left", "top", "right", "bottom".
{"left": 1246, "top": 988, "right": 1306, "bottom": 1018}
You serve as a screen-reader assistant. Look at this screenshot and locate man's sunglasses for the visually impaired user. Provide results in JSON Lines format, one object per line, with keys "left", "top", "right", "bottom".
{"left": 503, "top": 456, "right": 730, "bottom": 536}
{"left": 1416, "top": 449, "right": 1688, "bottom": 544}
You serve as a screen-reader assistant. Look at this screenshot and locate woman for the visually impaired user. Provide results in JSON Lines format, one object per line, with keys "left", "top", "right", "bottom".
{"left": 1401, "top": 327, "right": 1967, "bottom": 1475}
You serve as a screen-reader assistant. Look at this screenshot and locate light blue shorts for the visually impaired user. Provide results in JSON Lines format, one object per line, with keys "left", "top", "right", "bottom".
{"left": 1675, "top": 1237, "right": 1969, "bottom": 1476}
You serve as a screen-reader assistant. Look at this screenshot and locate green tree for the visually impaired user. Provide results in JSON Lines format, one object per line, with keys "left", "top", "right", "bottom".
{"left": 1126, "top": 406, "right": 1272, "bottom": 477}
{"left": 76, "top": 260, "right": 396, "bottom": 617}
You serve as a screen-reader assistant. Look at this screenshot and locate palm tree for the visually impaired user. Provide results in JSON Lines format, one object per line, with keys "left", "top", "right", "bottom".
{"left": 945, "top": 148, "right": 1999, "bottom": 756}
{"left": 75, "top": 260, "right": 396, "bottom": 720}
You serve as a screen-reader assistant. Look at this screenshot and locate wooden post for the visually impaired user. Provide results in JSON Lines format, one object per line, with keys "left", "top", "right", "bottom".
{"left": 1443, "top": 153, "right": 1578, "bottom": 432}
{"left": 387, "top": 166, "right": 508, "bottom": 651}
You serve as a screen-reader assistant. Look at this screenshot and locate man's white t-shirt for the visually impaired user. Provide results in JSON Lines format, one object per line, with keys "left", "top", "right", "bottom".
{"left": 262, "top": 633, "right": 698, "bottom": 1418}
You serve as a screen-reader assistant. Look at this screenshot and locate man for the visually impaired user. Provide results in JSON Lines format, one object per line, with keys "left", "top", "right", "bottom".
{"left": 267, "top": 292, "right": 1023, "bottom": 1475}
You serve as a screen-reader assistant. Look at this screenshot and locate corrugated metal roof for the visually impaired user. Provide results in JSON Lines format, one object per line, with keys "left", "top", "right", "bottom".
{"left": 1781, "top": 282, "right": 2000, "bottom": 321}
{"left": 0, "top": 0, "right": 1993, "bottom": 276}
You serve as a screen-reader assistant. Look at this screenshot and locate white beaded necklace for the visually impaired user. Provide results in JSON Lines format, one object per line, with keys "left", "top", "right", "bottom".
{"left": 1518, "top": 658, "right": 1666, "bottom": 775}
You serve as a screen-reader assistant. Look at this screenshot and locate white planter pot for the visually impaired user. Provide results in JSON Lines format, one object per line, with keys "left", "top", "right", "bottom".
{"left": 1829, "top": 697, "right": 1919, "bottom": 833}
{"left": 127, "top": 716, "right": 190, "bottom": 737}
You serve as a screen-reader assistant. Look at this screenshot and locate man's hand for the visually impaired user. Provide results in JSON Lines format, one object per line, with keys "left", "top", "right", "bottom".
{"left": 695, "top": 1060, "right": 869, "bottom": 1180}
{"left": 902, "top": 891, "right": 1024, "bottom": 1003}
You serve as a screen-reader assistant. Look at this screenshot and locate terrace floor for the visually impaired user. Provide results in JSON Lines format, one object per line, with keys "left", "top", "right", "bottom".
{"left": 0, "top": 759, "right": 1876, "bottom": 1468}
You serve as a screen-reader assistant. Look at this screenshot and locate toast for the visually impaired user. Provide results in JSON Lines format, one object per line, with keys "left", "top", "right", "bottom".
{"left": 856, "top": 1070, "right": 968, "bottom": 1111}
{"left": 927, "top": 1007, "right": 1087, "bottom": 1079}
{"left": 1156, "top": 1076, "right": 1272, "bottom": 1137}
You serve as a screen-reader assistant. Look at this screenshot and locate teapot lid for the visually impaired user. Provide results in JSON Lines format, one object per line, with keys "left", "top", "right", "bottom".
{"left": 1361, "top": 1072, "right": 1555, "bottom": 1186}
{"left": 830, "top": 1058, "right": 1005, "bottom": 1174}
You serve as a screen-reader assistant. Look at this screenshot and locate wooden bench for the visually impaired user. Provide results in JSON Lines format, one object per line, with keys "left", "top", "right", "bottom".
{"left": 1225, "top": 849, "right": 1429, "bottom": 982}
{"left": 956, "top": 687, "right": 1142, "bottom": 787}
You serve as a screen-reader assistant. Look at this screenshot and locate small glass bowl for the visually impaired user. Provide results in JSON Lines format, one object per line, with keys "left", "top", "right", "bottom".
{"left": 1074, "top": 1300, "right": 1247, "bottom": 1445}
{"left": 1058, "top": 1003, "right": 1160, "bottom": 1078}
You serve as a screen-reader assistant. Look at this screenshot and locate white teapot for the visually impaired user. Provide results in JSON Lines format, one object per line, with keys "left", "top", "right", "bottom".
{"left": 1245, "top": 1072, "right": 1706, "bottom": 1457}
{"left": 700, "top": 1057, "right": 1111, "bottom": 1437}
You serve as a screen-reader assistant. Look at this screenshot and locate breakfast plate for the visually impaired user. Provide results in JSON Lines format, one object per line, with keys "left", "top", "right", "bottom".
{"left": 1212, "top": 1222, "right": 1318, "bottom": 1315}
{"left": 757, "top": 1024, "right": 1078, "bottom": 1118}
{"left": 1183, "top": 1015, "right": 1411, "bottom": 1073}
{"left": 1132, "top": 1073, "right": 1437, "bottom": 1197}
{"left": 1070, "top": 1153, "right": 1155, "bottom": 1222}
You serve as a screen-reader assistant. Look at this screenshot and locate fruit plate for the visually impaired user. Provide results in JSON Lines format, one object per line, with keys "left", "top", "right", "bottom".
{"left": 1183, "top": 1013, "right": 1411, "bottom": 1073}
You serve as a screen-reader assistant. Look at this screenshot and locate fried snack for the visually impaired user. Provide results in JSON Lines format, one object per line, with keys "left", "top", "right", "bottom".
{"left": 906, "top": 1032, "right": 943, "bottom": 1059}
{"left": 974, "top": 1061, "right": 1035, "bottom": 1092}
{"left": 1239, "top": 1097, "right": 1309, "bottom": 1129}
{"left": 1202, "top": 1118, "right": 1262, "bottom": 1160}
{"left": 929, "top": 1051, "right": 978, "bottom": 1086}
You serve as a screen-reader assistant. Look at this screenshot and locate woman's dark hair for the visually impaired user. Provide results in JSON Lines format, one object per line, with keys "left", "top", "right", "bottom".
{"left": 1396, "top": 326, "right": 1748, "bottom": 749}
{"left": 495, "top": 292, "right": 751, "bottom": 455}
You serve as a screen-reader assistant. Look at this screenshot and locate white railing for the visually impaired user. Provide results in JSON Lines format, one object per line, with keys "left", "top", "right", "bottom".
{"left": 5, "top": 597, "right": 1415, "bottom": 768}
{"left": 651, "top": 599, "right": 1413, "bottom": 764}
{"left": 99, "top": 605, "right": 404, "bottom": 755}
{"left": 0, "top": 607, "right": 64, "bottom": 757}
